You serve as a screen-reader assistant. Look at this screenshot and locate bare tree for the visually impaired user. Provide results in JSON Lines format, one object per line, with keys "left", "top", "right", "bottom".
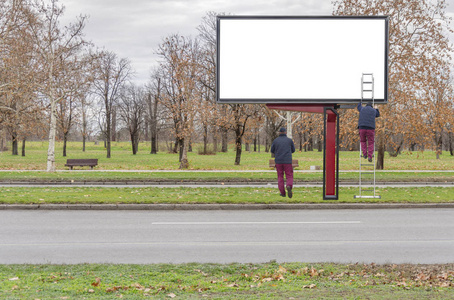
{"left": 27, "top": 0, "right": 88, "bottom": 171}
{"left": 117, "top": 84, "right": 145, "bottom": 154}
{"left": 92, "top": 50, "right": 132, "bottom": 158}
{"left": 146, "top": 69, "right": 162, "bottom": 154}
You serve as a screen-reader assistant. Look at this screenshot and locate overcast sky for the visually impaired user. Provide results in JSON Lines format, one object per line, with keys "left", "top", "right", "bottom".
{"left": 61, "top": 0, "right": 453, "bottom": 85}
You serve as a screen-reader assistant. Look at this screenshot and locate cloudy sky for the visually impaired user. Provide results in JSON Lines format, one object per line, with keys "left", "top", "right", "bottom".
{"left": 61, "top": 0, "right": 453, "bottom": 85}
{"left": 60, "top": 0, "right": 333, "bottom": 84}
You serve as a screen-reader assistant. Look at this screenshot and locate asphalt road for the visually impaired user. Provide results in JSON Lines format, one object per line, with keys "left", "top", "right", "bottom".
{"left": 1, "top": 209, "right": 453, "bottom": 264}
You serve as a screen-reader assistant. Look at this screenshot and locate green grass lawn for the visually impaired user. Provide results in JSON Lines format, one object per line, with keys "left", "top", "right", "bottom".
{"left": 1, "top": 186, "right": 453, "bottom": 204}
{"left": 1, "top": 141, "right": 453, "bottom": 170}
{"left": 1, "top": 263, "right": 453, "bottom": 299}
{"left": 0, "top": 170, "right": 453, "bottom": 183}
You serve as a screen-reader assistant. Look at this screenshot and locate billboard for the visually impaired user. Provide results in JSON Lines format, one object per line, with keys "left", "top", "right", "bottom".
{"left": 216, "top": 16, "right": 389, "bottom": 104}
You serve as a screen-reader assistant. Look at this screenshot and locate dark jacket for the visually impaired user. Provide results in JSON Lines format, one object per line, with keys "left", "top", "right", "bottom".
{"left": 271, "top": 134, "right": 295, "bottom": 164}
{"left": 357, "top": 103, "right": 380, "bottom": 129}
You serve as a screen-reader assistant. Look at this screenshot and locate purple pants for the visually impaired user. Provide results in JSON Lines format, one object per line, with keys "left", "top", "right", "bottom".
{"left": 275, "top": 164, "right": 293, "bottom": 195}
{"left": 359, "top": 129, "right": 375, "bottom": 159}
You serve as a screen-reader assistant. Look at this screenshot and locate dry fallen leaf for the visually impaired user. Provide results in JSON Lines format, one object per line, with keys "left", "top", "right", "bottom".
{"left": 167, "top": 293, "right": 176, "bottom": 298}
{"left": 91, "top": 277, "right": 101, "bottom": 287}
{"left": 278, "top": 265, "right": 287, "bottom": 273}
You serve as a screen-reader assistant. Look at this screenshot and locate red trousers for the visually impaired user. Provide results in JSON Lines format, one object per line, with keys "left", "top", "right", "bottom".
{"left": 275, "top": 164, "right": 293, "bottom": 195}
{"left": 359, "top": 129, "right": 375, "bottom": 159}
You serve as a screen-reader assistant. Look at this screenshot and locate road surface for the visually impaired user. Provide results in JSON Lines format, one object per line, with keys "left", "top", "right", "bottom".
{"left": 1, "top": 209, "right": 453, "bottom": 264}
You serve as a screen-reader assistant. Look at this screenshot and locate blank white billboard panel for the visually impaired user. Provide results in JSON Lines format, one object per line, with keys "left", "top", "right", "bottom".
{"left": 217, "top": 16, "right": 388, "bottom": 104}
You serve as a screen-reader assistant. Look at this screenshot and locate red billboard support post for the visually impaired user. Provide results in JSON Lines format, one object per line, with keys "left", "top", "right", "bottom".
{"left": 266, "top": 104, "right": 340, "bottom": 200}
{"left": 323, "top": 107, "right": 340, "bottom": 200}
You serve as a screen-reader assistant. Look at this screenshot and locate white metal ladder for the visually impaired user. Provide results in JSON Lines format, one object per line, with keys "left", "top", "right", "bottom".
{"left": 354, "top": 73, "right": 380, "bottom": 199}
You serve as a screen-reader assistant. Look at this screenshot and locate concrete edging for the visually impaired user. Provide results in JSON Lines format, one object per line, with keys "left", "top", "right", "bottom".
{"left": 1, "top": 203, "right": 454, "bottom": 210}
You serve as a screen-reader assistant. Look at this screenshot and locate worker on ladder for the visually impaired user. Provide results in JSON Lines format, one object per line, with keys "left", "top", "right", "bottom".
{"left": 357, "top": 102, "right": 380, "bottom": 162}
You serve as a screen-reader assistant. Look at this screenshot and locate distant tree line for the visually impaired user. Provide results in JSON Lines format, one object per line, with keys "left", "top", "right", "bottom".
{"left": 0, "top": 0, "right": 453, "bottom": 171}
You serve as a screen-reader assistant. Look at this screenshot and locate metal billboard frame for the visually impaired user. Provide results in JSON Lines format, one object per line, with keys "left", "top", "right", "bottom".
{"left": 216, "top": 15, "right": 389, "bottom": 105}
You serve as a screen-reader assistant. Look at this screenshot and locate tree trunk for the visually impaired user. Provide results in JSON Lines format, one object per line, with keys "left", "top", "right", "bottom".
{"left": 82, "top": 106, "right": 87, "bottom": 152}
{"left": 47, "top": 101, "right": 57, "bottom": 172}
{"left": 436, "top": 133, "right": 442, "bottom": 160}
{"left": 307, "top": 134, "right": 313, "bottom": 151}
{"left": 144, "top": 120, "right": 149, "bottom": 141}
{"left": 111, "top": 108, "right": 116, "bottom": 142}
{"left": 449, "top": 132, "right": 453, "bottom": 156}
{"left": 105, "top": 107, "right": 112, "bottom": 158}
{"left": 151, "top": 135, "right": 157, "bottom": 154}
{"left": 221, "top": 127, "right": 228, "bottom": 152}
{"left": 376, "top": 131, "right": 385, "bottom": 170}
{"left": 234, "top": 135, "right": 242, "bottom": 165}
{"left": 150, "top": 97, "right": 158, "bottom": 154}
{"left": 213, "top": 128, "right": 218, "bottom": 153}
{"left": 135, "top": 138, "right": 139, "bottom": 154}
{"left": 179, "top": 138, "right": 189, "bottom": 169}
{"left": 21, "top": 138, "right": 25, "bottom": 157}
{"left": 173, "top": 137, "right": 179, "bottom": 153}
{"left": 11, "top": 133, "right": 18, "bottom": 155}
{"left": 178, "top": 138, "right": 184, "bottom": 162}
{"left": 131, "top": 133, "right": 137, "bottom": 155}
{"left": 203, "top": 124, "right": 208, "bottom": 154}
{"left": 299, "top": 131, "right": 303, "bottom": 152}
{"left": 63, "top": 134, "right": 67, "bottom": 157}
{"left": 151, "top": 83, "right": 160, "bottom": 154}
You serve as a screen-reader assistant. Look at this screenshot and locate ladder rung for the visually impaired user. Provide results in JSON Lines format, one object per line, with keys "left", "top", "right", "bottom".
{"left": 362, "top": 81, "right": 373, "bottom": 84}
{"left": 360, "top": 172, "right": 375, "bottom": 175}
{"left": 360, "top": 164, "right": 374, "bottom": 166}
{"left": 362, "top": 90, "right": 373, "bottom": 92}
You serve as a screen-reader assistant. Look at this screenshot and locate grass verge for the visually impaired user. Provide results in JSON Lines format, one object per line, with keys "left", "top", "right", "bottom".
{"left": 1, "top": 263, "right": 453, "bottom": 299}
{"left": 1, "top": 186, "right": 453, "bottom": 204}
{"left": 0, "top": 170, "right": 453, "bottom": 183}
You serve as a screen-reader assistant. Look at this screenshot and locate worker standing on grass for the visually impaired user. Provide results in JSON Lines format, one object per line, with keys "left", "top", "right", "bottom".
{"left": 271, "top": 127, "right": 295, "bottom": 198}
{"left": 357, "top": 102, "right": 380, "bottom": 162}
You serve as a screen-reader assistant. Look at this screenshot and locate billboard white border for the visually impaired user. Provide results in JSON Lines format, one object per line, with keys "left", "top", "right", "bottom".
{"left": 216, "top": 16, "right": 389, "bottom": 104}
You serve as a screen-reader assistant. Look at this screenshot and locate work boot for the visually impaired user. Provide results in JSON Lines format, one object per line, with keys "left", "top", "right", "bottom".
{"left": 280, "top": 194, "right": 286, "bottom": 197}
{"left": 286, "top": 186, "right": 293, "bottom": 199}
{"left": 368, "top": 157, "right": 372, "bottom": 162}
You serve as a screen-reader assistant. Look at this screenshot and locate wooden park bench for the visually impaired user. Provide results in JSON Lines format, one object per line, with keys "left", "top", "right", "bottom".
{"left": 269, "top": 159, "right": 299, "bottom": 169}
{"left": 65, "top": 159, "right": 98, "bottom": 170}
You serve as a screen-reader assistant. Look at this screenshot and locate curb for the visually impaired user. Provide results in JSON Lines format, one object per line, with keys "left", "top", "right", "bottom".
{"left": 1, "top": 203, "right": 454, "bottom": 210}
